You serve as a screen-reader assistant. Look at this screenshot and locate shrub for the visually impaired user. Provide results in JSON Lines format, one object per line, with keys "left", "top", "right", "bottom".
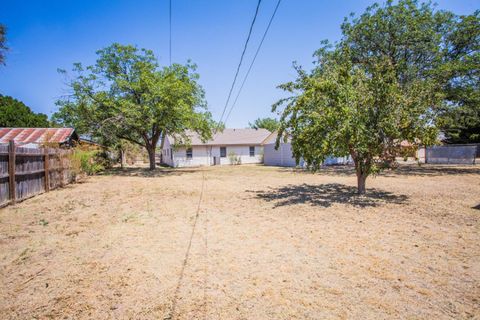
{"left": 228, "top": 151, "right": 241, "bottom": 165}
{"left": 71, "top": 149, "right": 106, "bottom": 176}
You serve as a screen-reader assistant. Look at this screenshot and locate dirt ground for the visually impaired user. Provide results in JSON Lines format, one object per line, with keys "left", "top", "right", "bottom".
{"left": 0, "top": 164, "right": 479, "bottom": 319}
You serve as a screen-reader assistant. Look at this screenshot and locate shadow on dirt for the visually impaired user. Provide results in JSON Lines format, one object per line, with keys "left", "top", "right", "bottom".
{"left": 285, "top": 164, "right": 479, "bottom": 177}
{"left": 250, "top": 183, "right": 408, "bottom": 208}
{"left": 101, "top": 167, "right": 198, "bottom": 178}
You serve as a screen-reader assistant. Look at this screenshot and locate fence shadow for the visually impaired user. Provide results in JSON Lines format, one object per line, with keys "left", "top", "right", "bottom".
{"left": 288, "top": 164, "right": 479, "bottom": 177}
{"left": 388, "top": 165, "right": 480, "bottom": 177}
{"left": 250, "top": 183, "right": 408, "bottom": 208}
{"left": 101, "top": 167, "right": 198, "bottom": 178}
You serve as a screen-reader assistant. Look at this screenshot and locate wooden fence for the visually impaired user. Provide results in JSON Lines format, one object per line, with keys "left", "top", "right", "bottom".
{"left": 0, "top": 141, "right": 74, "bottom": 208}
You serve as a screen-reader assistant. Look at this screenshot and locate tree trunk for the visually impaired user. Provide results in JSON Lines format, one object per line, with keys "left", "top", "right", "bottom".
{"left": 159, "top": 134, "right": 166, "bottom": 165}
{"left": 357, "top": 172, "right": 367, "bottom": 195}
{"left": 120, "top": 149, "right": 126, "bottom": 169}
{"left": 147, "top": 145, "right": 156, "bottom": 170}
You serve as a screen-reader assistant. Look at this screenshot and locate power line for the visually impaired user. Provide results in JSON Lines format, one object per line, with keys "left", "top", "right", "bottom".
{"left": 216, "top": 0, "right": 262, "bottom": 129}
{"left": 224, "top": 0, "right": 282, "bottom": 125}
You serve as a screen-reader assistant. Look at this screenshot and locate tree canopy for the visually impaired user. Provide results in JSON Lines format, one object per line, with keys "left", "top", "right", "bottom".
{"left": 248, "top": 117, "right": 279, "bottom": 132}
{"left": 0, "top": 95, "right": 50, "bottom": 127}
{"left": 274, "top": 0, "right": 477, "bottom": 194}
{"left": 53, "top": 43, "right": 215, "bottom": 169}
{"left": 437, "top": 11, "right": 480, "bottom": 143}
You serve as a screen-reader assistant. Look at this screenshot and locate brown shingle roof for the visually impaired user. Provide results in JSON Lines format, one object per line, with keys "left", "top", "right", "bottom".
{"left": 171, "top": 128, "right": 272, "bottom": 146}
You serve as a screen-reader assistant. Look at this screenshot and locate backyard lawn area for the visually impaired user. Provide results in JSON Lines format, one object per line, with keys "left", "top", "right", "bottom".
{"left": 0, "top": 164, "right": 479, "bottom": 319}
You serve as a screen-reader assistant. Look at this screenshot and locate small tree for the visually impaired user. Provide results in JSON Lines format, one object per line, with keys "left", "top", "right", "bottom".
{"left": 54, "top": 43, "right": 215, "bottom": 169}
{"left": 248, "top": 117, "right": 279, "bottom": 132}
{"left": 274, "top": 0, "right": 450, "bottom": 194}
{"left": 275, "top": 53, "right": 438, "bottom": 194}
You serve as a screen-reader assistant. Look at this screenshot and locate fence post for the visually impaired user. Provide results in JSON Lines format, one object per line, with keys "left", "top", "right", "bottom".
{"left": 59, "top": 151, "right": 64, "bottom": 187}
{"left": 8, "top": 140, "right": 16, "bottom": 204}
{"left": 44, "top": 147, "right": 50, "bottom": 192}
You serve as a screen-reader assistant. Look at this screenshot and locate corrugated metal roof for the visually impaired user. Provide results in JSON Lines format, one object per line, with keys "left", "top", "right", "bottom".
{"left": 171, "top": 128, "right": 272, "bottom": 146}
{"left": 0, "top": 128, "right": 77, "bottom": 145}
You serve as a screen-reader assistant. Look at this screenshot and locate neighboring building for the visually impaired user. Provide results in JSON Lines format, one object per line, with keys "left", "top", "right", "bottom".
{"left": 264, "top": 141, "right": 304, "bottom": 167}
{"left": 161, "top": 128, "right": 272, "bottom": 167}
{"left": 0, "top": 128, "right": 79, "bottom": 148}
{"left": 263, "top": 132, "right": 351, "bottom": 167}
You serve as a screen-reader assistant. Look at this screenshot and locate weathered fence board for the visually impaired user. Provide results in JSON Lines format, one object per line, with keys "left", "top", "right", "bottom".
{"left": 0, "top": 142, "right": 74, "bottom": 207}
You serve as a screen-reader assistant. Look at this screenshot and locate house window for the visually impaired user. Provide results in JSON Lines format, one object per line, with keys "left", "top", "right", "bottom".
{"left": 220, "top": 147, "right": 226, "bottom": 158}
{"left": 186, "top": 148, "right": 193, "bottom": 159}
{"left": 249, "top": 146, "right": 255, "bottom": 157}
{"left": 170, "top": 148, "right": 173, "bottom": 160}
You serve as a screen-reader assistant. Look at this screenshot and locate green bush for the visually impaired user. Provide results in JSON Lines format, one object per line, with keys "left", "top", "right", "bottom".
{"left": 71, "top": 149, "right": 105, "bottom": 176}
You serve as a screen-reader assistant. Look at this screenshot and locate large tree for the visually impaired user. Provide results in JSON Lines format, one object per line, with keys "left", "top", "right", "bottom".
{"left": 248, "top": 117, "right": 279, "bottom": 132}
{"left": 0, "top": 24, "right": 7, "bottom": 65}
{"left": 274, "top": 0, "right": 460, "bottom": 194}
{"left": 437, "top": 11, "right": 480, "bottom": 143}
{"left": 53, "top": 43, "right": 214, "bottom": 169}
{"left": 0, "top": 95, "right": 50, "bottom": 127}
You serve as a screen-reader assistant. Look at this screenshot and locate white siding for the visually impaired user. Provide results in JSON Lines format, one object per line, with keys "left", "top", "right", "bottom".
{"left": 323, "top": 156, "right": 352, "bottom": 165}
{"left": 216, "top": 145, "right": 263, "bottom": 165}
{"left": 264, "top": 142, "right": 353, "bottom": 167}
{"left": 264, "top": 142, "right": 301, "bottom": 167}
{"left": 173, "top": 146, "right": 211, "bottom": 167}
{"left": 160, "top": 137, "right": 175, "bottom": 167}
{"left": 162, "top": 143, "right": 264, "bottom": 167}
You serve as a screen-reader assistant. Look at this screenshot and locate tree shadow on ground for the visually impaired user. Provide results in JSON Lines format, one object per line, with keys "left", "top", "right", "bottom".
{"left": 287, "top": 164, "right": 480, "bottom": 177}
{"left": 250, "top": 183, "right": 408, "bottom": 208}
{"left": 101, "top": 167, "right": 198, "bottom": 178}
{"left": 473, "top": 204, "right": 480, "bottom": 210}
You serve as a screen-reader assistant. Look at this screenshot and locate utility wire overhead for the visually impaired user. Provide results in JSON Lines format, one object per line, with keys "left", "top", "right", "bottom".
{"left": 216, "top": 0, "right": 263, "bottom": 130}
{"left": 224, "top": 0, "right": 282, "bottom": 125}
{"left": 169, "top": 0, "right": 172, "bottom": 65}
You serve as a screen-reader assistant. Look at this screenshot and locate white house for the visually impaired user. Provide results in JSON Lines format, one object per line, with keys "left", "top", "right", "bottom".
{"left": 263, "top": 133, "right": 352, "bottom": 167}
{"left": 161, "top": 128, "right": 272, "bottom": 167}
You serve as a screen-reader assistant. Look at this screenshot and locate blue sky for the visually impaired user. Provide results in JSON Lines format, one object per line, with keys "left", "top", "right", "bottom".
{"left": 0, "top": 0, "right": 478, "bottom": 128}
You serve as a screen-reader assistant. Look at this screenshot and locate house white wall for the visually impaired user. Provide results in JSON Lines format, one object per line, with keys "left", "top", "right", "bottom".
{"left": 161, "top": 139, "right": 264, "bottom": 167}
{"left": 264, "top": 142, "right": 302, "bottom": 167}
{"left": 160, "top": 137, "right": 174, "bottom": 167}
{"left": 264, "top": 142, "right": 352, "bottom": 167}
{"left": 172, "top": 146, "right": 211, "bottom": 167}
{"left": 216, "top": 145, "right": 264, "bottom": 165}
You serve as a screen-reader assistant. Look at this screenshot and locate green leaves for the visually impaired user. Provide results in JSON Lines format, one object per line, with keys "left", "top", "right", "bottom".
{"left": 274, "top": 0, "right": 465, "bottom": 193}
{"left": 248, "top": 117, "right": 279, "bottom": 132}
{"left": 54, "top": 43, "right": 214, "bottom": 169}
{"left": 0, "top": 95, "right": 50, "bottom": 127}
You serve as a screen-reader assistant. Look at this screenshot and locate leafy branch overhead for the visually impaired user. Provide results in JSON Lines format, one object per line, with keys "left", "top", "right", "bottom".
{"left": 53, "top": 43, "right": 216, "bottom": 169}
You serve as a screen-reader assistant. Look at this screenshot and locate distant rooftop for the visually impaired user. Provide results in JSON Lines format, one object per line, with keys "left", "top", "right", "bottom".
{"left": 171, "top": 128, "right": 273, "bottom": 146}
{"left": 0, "top": 128, "right": 78, "bottom": 145}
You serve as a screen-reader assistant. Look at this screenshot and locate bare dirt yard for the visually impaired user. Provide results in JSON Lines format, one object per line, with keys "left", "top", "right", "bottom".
{"left": 0, "top": 164, "right": 479, "bottom": 319}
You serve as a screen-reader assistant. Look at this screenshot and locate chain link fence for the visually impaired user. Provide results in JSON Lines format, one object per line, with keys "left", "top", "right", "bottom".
{"left": 426, "top": 144, "right": 478, "bottom": 165}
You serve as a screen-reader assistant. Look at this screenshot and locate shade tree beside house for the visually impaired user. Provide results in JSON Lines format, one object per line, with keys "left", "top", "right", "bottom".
{"left": 53, "top": 43, "right": 215, "bottom": 170}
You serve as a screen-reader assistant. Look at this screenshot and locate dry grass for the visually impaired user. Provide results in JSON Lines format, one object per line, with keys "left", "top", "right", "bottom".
{"left": 0, "top": 164, "right": 479, "bottom": 319}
